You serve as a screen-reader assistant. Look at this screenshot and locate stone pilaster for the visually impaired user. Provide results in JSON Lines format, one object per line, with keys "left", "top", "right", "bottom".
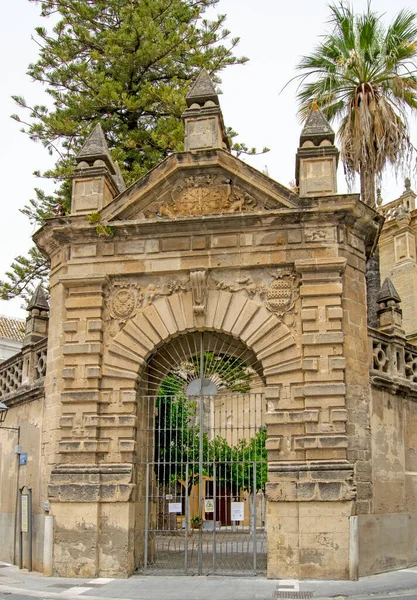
{"left": 266, "top": 257, "right": 354, "bottom": 580}
{"left": 47, "top": 274, "right": 135, "bottom": 577}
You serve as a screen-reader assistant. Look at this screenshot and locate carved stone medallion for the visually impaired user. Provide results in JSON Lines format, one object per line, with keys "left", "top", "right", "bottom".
{"left": 265, "top": 268, "right": 299, "bottom": 315}
{"left": 107, "top": 281, "right": 140, "bottom": 321}
{"left": 146, "top": 175, "right": 262, "bottom": 218}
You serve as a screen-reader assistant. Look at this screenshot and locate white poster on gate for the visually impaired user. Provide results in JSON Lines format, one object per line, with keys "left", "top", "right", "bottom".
{"left": 230, "top": 501, "right": 244, "bottom": 521}
{"left": 168, "top": 502, "right": 182, "bottom": 513}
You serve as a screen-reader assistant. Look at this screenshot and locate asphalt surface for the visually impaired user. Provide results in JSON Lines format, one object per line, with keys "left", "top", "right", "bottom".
{"left": 3, "top": 561, "right": 417, "bottom": 600}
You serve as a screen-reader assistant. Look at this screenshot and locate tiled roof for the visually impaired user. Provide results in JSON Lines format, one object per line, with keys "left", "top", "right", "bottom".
{"left": 0, "top": 315, "right": 25, "bottom": 342}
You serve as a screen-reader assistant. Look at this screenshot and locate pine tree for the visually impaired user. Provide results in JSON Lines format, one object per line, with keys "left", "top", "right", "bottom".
{"left": 2, "top": 0, "right": 261, "bottom": 301}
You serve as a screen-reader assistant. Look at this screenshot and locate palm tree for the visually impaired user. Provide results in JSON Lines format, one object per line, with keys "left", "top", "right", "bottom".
{"left": 294, "top": 1, "right": 417, "bottom": 207}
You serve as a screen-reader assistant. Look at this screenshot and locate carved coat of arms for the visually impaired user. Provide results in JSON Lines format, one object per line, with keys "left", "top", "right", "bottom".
{"left": 107, "top": 281, "right": 140, "bottom": 321}
{"left": 150, "top": 175, "right": 259, "bottom": 218}
{"left": 265, "top": 268, "right": 299, "bottom": 315}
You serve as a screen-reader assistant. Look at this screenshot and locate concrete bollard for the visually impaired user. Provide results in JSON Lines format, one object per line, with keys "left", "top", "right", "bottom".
{"left": 43, "top": 515, "right": 53, "bottom": 576}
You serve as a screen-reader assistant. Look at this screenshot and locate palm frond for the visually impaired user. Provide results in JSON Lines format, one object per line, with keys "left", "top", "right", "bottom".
{"left": 289, "top": 0, "right": 417, "bottom": 205}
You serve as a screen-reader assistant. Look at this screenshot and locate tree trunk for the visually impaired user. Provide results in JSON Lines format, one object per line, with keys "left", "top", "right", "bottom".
{"left": 366, "top": 247, "right": 381, "bottom": 328}
{"left": 361, "top": 168, "right": 380, "bottom": 326}
{"left": 360, "top": 168, "right": 376, "bottom": 208}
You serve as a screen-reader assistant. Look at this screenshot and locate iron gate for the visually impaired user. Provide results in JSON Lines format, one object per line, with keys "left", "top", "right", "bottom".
{"left": 137, "top": 391, "right": 267, "bottom": 575}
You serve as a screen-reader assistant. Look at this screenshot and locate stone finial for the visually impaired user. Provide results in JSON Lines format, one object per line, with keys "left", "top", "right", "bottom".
{"left": 71, "top": 124, "right": 122, "bottom": 214}
{"left": 395, "top": 204, "right": 411, "bottom": 227}
{"left": 376, "top": 278, "right": 404, "bottom": 335}
{"left": 377, "top": 278, "right": 401, "bottom": 305}
{"left": 299, "top": 104, "right": 335, "bottom": 147}
{"left": 397, "top": 177, "right": 416, "bottom": 212}
{"left": 295, "top": 105, "right": 339, "bottom": 197}
{"left": 183, "top": 70, "right": 230, "bottom": 152}
{"left": 23, "top": 285, "right": 49, "bottom": 347}
{"left": 376, "top": 188, "right": 383, "bottom": 207}
{"left": 186, "top": 69, "right": 219, "bottom": 107}
{"left": 113, "top": 161, "right": 126, "bottom": 193}
{"left": 27, "top": 285, "right": 49, "bottom": 312}
{"left": 76, "top": 124, "right": 115, "bottom": 172}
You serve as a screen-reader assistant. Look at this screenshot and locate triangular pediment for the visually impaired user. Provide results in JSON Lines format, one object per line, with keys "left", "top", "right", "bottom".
{"left": 101, "top": 150, "right": 299, "bottom": 223}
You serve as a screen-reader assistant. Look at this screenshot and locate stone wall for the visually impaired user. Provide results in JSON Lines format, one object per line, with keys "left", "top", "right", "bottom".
{"left": 0, "top": 394, "right": 45, "bottom": 571}
{"left": 378, "top": 186, "right": 417, "bottom": 344}
{"left": 371, "top": 388, "right": 417, "bottom": 514}
{"left": 356, "top": 513, "right": 417, "bottom": 576}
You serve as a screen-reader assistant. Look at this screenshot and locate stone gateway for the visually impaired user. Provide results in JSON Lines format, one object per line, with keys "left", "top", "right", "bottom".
{"left": 1, "top": 70, "right": 417, "bottom": 580}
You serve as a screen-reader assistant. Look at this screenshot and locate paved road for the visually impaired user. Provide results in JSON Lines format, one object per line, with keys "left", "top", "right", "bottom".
{"left": 4, "top": 561, "right": 417, "bottom": 600}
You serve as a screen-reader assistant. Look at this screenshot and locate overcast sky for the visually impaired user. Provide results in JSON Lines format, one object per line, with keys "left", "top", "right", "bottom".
{"left": 1, "top": 0, "right": 416, "bottom": 320}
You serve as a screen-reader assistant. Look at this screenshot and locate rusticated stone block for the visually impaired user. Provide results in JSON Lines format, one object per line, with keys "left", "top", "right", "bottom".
{"left": 62, "top": 368, "right": 75, "bottom": 379}
{"left": 265, "top": 436, "right": 282, "bottom": 451}
{"left": 266, "top": 481, "right": 297, "bottom": 502}
{"left": 87, "top": 366, "right": 101, "bottom": 378}
{"left": 297, "top": 482, "right": 316, "bottom": 500}
{"left": 48, "top": 483, "right": 135, "bottom": 503}
{"left": 119, "top": 440, "right": 136, "bottom": 452}
{"left": 318, "top": 482, "right": 342, "bottom": 500}
{"left": 63, "top": 343, "right": 101, "bottom": 355}
{"left": 121, "top": 390, "right": 136, "bottom": 404}
{"left": 302, "top": 358, "right": 318, "bottom": 371}
{"left": 87, "top": 320, "right": 103, "bottom": 332}
{"left": 302, "top": 332, "right": 344, "bottom": 345}
{"left": 63, "top": 321, "right": 78, "bottom": 333}
{"left": 330, "top": 409, "right": 348, "bottom": 422}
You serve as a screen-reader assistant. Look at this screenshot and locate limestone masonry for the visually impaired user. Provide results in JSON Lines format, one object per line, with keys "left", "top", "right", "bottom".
{"left": 1, "top": 71, "right": 417, "bottom": 580}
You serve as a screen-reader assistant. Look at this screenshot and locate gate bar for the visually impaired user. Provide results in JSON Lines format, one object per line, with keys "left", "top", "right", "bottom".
{"left": 212, "top": 463, "right": 217, "bottom": 573}
{"left": 144, "top": 463, "right": 149, "bottom": 571}
{"left": 253, "top": 462, "right": 257, "bottom": 573}
{"left": 184, "top": 463, "right": 189, "bottom": 572}
{"left": 198, "top": 332, "right": 204, "bottom": 576}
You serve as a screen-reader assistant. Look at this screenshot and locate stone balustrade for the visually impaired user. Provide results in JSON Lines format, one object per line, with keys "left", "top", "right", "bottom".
{"left": 370, "top": 327, "right": 417, "bottom": 395}
{"left": 0, "top": 337, "right": 47, "bottom": 403}
{"left": 0, "top": 352, "right": 24, "bottom": 397}
{"left": 377, "top": 180, "right": 416, "bottom": 222}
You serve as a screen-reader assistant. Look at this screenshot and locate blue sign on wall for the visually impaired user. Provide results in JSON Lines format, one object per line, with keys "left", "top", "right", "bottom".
{"left": 19, "top": 453, "right": 28, "bottom": 466}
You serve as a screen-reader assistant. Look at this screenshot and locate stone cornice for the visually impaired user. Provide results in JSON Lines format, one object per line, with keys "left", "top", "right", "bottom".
{"left": 1, "top": 380, "right": 44, "bottom": 408}
{"left": 370, "top": 371, "right": 417, "bottom": 398}
{"left": 34, "top": 193, "right": 380, "bottom": 259}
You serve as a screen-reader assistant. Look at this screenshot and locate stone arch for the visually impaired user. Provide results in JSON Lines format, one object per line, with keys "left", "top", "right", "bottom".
{"left": 100, "top": 288, "right": 302, "bottom": 573}
{"left": 102, "top": 288, "right": 302, "bottom": 387}
{"left": 144, "top": 330, "right": 265, "bottom": 397}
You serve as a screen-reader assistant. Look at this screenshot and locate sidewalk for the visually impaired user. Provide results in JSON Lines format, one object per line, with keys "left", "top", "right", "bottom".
{"left": 2, "top": 561, "right": 417, "bottom": 600}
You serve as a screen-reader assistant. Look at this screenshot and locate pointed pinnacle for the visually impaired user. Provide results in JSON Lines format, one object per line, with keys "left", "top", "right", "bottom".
{"left": 27, "top": 284, "right": 49, "bottom": 312}
{"left": 186, "top": 69, "right": 219, "bottom": 107}
{"left": 377, "top": 278, "right": 401, "bottom": 305}
{"left": 113, "top": 161, "right": 126, "bottom": 193}
{"left": 300, "top": 105, "right": 335, "bottom": 146}
{"left": 76, "top": 123, "right": 114, "bottom": 171}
